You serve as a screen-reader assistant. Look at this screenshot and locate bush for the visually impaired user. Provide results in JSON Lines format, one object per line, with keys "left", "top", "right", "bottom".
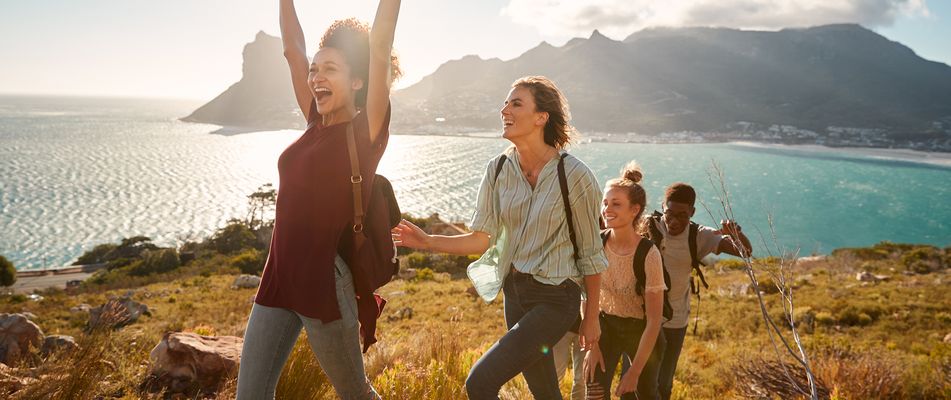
{"left": 415, "top": 267, "right": 435, "bottom": 282}
{"left": 73, "top": 243, "right": 118, "bottom": 265}
{"left": 901, "top": 246, "right": 944, "bottom": 274}
{"left": 208, "top": 222, "right": 258, "bottom": 254}
{"left": 230, "top": 249, "right": 265, "bottom": 275}
{"left": 0, "top": 255, "right": 15, "bottom": 287}
{"left": 128, "top": 249, "right": 181, "bottom": 276}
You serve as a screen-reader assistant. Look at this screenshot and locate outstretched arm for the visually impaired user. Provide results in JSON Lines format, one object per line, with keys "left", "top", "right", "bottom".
{"left": 280, "top": 0, "right": 315, "bottom": 123}
{"left": 367, "top": 0, "right": 401, "bottom": 144}
{"left": 392, "top": 219, "right": 490, "bottom": 256}
{"left": 717, "top": 219, "right": 753, "bottom": 257}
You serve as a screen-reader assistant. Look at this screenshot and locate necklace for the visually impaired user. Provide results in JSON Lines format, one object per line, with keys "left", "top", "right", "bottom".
{"left": 522, "top": 147, "right": 555, "bottom": 180}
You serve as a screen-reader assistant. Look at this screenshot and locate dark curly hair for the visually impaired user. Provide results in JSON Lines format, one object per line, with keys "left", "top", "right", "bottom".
{"left": 319, "top": 18, "right": 402, "bottom": 107}
{"left": 512, "top": 76, "right": 576, "bottom": 149}
{"left": 665, "top": 182, "right": 696, "bottom": 207}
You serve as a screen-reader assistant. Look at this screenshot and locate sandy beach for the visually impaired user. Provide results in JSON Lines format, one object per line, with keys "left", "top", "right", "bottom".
{"left": 730, "top": 141, "right": 951, "bottom": 168}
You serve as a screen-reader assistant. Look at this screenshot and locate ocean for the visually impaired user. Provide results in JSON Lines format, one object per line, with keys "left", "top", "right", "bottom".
{"left": 1, "top": 96, "right": 949, "bottom": 269}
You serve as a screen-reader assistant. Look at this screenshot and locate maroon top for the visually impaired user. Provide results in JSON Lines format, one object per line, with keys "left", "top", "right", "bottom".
{"left": 255, "top": 100, "right": 390, "bottom": 329}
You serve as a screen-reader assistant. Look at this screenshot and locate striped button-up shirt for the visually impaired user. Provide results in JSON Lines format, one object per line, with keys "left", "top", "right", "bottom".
{"left": 468, "top": 147, "right": 608, "bottom": 301}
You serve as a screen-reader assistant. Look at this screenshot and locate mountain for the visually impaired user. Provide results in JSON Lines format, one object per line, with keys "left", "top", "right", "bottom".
{"left": 185, "top": 25, "right": 951, "bottom": 148}
{"left": 182, "top": 31, "right": 303, "bottom": 129}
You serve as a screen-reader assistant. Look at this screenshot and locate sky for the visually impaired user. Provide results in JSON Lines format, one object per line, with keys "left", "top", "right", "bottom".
{"left": 0, "top": 0, "right": 948, "bottom": 101}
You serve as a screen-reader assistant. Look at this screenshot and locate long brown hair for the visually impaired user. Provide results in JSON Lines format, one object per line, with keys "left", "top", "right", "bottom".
{"left": 605, "top": 160, "right": 648, "bottom": 234}
{"left": 512, "top": 76, "right": 576, "bottom": 149}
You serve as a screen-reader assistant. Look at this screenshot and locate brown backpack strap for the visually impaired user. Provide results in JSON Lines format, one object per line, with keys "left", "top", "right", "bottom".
{"left": 556, "top": 153, "right": 580, "bottom": 261}
{"left": 345, "top": 124, "right": 366, "bottom": 248}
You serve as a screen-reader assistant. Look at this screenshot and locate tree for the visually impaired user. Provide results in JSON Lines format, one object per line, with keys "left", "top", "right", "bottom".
{"left": 245, "top": 184, "right": 277, "bottom": 231}
{"left": 0, "top": 255, "right": 16, "bottom": 287}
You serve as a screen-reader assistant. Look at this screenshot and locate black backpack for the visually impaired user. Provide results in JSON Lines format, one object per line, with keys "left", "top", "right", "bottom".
{"left": 343, "top": 124, "right": 402, "bottom": 352}
{"left": 600, "top": 230, "right": 674, "bottom": 321}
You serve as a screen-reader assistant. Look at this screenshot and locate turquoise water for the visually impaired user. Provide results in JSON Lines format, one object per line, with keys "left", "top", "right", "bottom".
{"left": 1, "top": 96, "right": 949, "bottom": 269}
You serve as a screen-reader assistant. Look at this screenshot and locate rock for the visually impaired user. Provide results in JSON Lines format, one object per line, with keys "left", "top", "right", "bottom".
{"left": 386, "top": 307, "right": 413, "bottom": 321}
{"left": 88, "top": 298, "right": 151, "bottom": 330}
{"left": 0, "top": 313, "right": 44, "bottom": 366}
{"left": 944, "top": 333, "right": 951, "bottom": 344}
{"left": 142, "top": 332, "right": 243, "bottom": 395}
{"left": 856, "top": 271, "right": 878, "bottom": 282}
{"left": 398, "top": 268, "right": 418, "bottom": 280}
{"left": 19, "top": 312, "right": 37, "bottom": 320}
{"left": 69, "top": 304, "right": 91, "bottom": 313}
{"left": 40, "top": 335, "right": 77, "bottom": 358}
{"left": 231, "top": 274, "right": 261, "bottom": 289}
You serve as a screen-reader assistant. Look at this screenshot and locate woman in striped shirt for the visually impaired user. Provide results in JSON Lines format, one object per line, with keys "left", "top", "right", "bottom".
{"left": 393, "top": 76, "right": 608, "bottom": 399}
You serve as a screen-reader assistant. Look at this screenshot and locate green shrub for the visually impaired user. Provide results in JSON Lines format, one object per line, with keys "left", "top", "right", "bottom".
{"left": 0, "top": 255, "right": 15, "bottom": 287}
{"left": 901, "top": 246, "right": 943, "bottom": 274}
{"left": 128, "top": 249, "right": 181, "bottom": 276}
{"left": 230, "top": 249, "right": 265, "bottom": 275}
{"left": 838, "top": 306, "right": 875, "bottom": 327}
{"left": 73, "top": 243, "right": 118, "bottom": 265}
{"left": 718, "top": 258, "right": 747, "bottom": 270}
{"left": 208, "top": 222, "right": 258, "bottom": 254}
{"left": 815, "top": 311, "right": 836, "bottom": 326}
{"left": 406, "top": 252, "right": 433, "bottom": 270}
{"left": 415, "top": 267, "right": 435, "bottom": 282}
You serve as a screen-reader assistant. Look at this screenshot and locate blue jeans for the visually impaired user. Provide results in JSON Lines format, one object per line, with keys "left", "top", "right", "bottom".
{"left": 656, "top": 326, "right": 687, "bottom": 400}
{"left": 587, "top": 312, "right": 666, "bottom": 400}
{"left": 236, "top": 256, "right": 379, "bottom": 400}
{"left": 466, "top": 270, "right": 582, "bottom": 400}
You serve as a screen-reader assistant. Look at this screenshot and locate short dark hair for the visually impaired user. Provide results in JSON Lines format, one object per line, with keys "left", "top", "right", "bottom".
{"left": 664, "top": 182, "right": 696, "bottom": 206}
{"left": 319, "top": 18, "right": 402, "bottom": 108}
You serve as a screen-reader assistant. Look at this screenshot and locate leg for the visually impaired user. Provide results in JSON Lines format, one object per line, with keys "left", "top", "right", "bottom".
{"left": 235, "top": 303, "right": 303, "bottom": 400}
{"left": 300, "top": 255, "right": 379, "bottom": 400}
{"left": 553, "top": 331, "right": 576, "bottom": 382}
{"left": 586, "top": 314, "right": 622, "bottom": 400}
{"left": 569, "top": 337, "right": 586, "bottom": 400}
{"left": 634, "top": 330, "right": 666, "bottom": 400}
{"left": 657, "top": 327, "right": 687, "bottom": 400}
{"left": 467, "top": 274, "right": 578, "bottom": 400}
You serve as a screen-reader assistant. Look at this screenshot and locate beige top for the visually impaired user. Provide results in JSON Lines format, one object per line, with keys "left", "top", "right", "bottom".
{"left": 599, "top": 238, "right": 666, "bottom": 319}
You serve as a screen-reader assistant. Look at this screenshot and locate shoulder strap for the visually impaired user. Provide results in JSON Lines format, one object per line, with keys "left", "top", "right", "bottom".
{"left": 557, "top": 153, "right": 579, "bottom": 261}
{"left": 345, "top": 124, "right": 366, "bottom": 249}
{"left": 687, "top": 222, "right": 709, "bottom": 290}
{"left": 632, "top": 237, "right": 652, "bottom": 293}
{"left": 493, "top": 154, "right": 507, "bottom": 183}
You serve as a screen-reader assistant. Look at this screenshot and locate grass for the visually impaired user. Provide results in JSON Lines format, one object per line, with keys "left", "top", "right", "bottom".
{"left": 0, "top": 244, "right": 949, "bottom": 399}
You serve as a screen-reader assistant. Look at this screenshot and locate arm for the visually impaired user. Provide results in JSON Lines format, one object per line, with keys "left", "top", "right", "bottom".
{"left": 616, "top": 290, "right": 664, "bottom": 396}
{"left": 716, "top": 219, "right": 753, "bottom": 257}
{"left": 366, "top": 0, "right": 401, "bottom": 144}
{"left": 578, "top": 273, "right": 602, "bottom": 350}
{"left": 392, "top": 219, "right": 490, "bottom": 255}
{"left": 280, "top": 0, "right": 315, "bottom": 123}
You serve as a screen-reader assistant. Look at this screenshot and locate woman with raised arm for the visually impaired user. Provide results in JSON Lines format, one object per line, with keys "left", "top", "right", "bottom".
{"left": 392, "top": 76, "right": 608, "bottom": 400}
{"left": 583, "top": 161, "right": 666, "bottom": 400}
{"left": 235, "top": 1, "right": 401, "bottom": 399}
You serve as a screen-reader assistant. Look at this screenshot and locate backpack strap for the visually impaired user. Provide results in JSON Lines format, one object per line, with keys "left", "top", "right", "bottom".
{"left": 493, "top": 154, "right": 507, "bottom": 183}
{"left": 632, "top": 237, "right": 652, "bottom": 298}
{"left": 647, "top": 211, "right": 665, "bottom": 247}
{"left": 687, "top": 222, "right": 709, "bottom": 292}
{"left": 345, "top": 124, "right": 366, "bottom": 249}
{"left": 557, "top": 153, "right": 580, "bottom": 261}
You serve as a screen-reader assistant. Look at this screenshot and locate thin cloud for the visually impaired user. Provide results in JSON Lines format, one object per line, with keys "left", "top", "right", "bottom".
{"left": 501, "top": 0, "right": 931, "bottom": 38}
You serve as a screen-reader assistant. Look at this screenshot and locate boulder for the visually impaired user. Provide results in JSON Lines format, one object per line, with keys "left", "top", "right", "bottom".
{"left": 40, "top": 335, "right": 77, "bottom": 358}
{"left": 69, "top": 304, "right": 91, "bottom": 313}
{"left": 386, "top": 307, "right": 413, "bottom": 321}
{"left": 231, "top": 275, "right": 261, "bottom": 289}
{"left": 856, "top": 271, "right": 877, "bottom": 282}
{"left": 143, "top": 332, "right": 243, "bottom": 395}
{"left": 398, "top": 268, "right": 418, "bottom": 280}
{"left": 88, "top": 298, "right": 151, "bottom": 330}
{"left": 0, "top": 313, "right": 44, "bottom": 366}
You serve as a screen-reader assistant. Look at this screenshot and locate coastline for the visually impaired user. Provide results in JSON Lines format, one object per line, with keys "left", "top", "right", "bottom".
{"left": 728, "top": 141, "right": 951, "bottom": 168}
